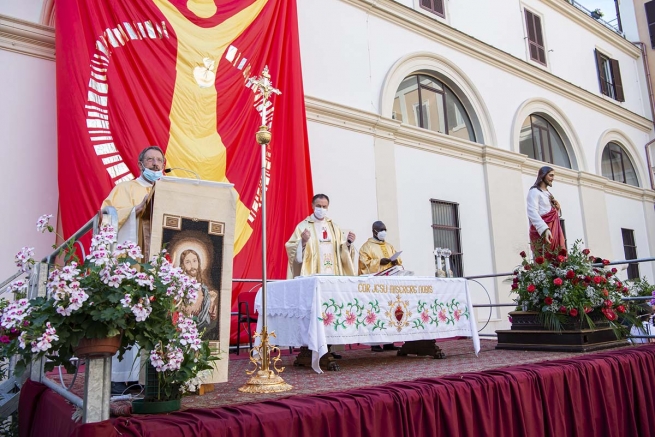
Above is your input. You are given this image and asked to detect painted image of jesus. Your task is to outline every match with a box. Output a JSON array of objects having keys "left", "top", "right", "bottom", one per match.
[{"left": 179, "top": 249, "right": 218, "bottom": 333}]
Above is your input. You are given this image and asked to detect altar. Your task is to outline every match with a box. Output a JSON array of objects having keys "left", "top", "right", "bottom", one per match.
[{"left": 255, "top": 276, "right": 480, "bottom": 373}]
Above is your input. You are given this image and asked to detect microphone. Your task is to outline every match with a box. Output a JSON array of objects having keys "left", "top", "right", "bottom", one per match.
[{"left": 164, "top": 167, "right": 201, "bottom": 180}]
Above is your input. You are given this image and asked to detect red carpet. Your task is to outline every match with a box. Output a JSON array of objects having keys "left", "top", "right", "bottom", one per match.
[{"left": 19, "top": 340, "right": 655, "bottom": 437}]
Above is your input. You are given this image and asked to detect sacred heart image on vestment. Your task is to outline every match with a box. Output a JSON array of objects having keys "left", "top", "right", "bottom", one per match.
[{"left": 385, "top": 294, "right": 411, "bottom": 332}]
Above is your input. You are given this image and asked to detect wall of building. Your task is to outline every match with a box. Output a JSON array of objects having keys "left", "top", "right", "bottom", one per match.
[
  {"left": 299, "top": 0, "right": 655, "bottom": 333},
  {"left": 0, "top": 48, "right": 57, "bottom": 281}
]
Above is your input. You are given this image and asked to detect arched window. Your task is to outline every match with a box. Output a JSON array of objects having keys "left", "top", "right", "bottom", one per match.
[
  {"left": 392, "top": 74, "right": 476, "bottom": 142},
  {"left": 519, "top": 114, "right": 572, "bottom": 168},
  {"left": 601, "top": 142, "right": 639, "bottom": 186}
]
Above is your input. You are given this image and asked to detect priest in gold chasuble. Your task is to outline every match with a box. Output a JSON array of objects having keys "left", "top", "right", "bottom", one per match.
[
  {"left": 285, "top": 194, "right": 356, "bottom": 278},
  {"left": 358, "top": 221, "right": 402, "bottom": 275}
]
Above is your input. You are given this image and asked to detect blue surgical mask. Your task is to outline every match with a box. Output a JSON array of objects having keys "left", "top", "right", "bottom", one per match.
[{"left": 142, "top": 167, "right": 163, "bottom": 183}]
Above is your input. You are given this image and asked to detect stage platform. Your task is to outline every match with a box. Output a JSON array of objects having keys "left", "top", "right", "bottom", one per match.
[{"left": 19, "top": 339, "right": 655, "bottom": 437}]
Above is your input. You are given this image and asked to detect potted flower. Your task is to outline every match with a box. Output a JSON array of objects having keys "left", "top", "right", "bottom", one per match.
[
  {"left": 508, "top": 240, "right": 642, "bottom": 338},
  {"left": 591, "top": 8, "right": 604, "bottom": 20},
  {"left": 0, "top": 214, "right": 218, "bottom": 411}
]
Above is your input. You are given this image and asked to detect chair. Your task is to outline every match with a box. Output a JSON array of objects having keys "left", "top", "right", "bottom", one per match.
[{"left": 236, "top": 292, "right": 258, "bottom": 355}]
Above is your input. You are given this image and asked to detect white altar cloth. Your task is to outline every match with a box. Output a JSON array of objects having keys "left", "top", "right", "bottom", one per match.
[{"left": 255, "top": 276, "right": 480, "bottom": 373}]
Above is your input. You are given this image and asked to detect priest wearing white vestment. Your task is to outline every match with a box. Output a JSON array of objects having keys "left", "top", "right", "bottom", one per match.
[
  {"left": 285, "top": 194, "right": 356, "bottom": 279},
  {"left": 101, "top": 145, "right": 165, "bottom": 391},
  {"left": 285, "top": 194, "right": 357, "bottom": 359}
]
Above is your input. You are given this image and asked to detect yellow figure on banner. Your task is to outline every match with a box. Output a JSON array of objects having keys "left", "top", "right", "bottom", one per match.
[{"left": 152, "top": 0, "right": 269, "bottom": 255}]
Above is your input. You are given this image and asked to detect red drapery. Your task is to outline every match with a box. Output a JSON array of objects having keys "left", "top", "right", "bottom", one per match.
[
  {"left": 55, "top": 0, "right": 313, "bottom": 316},
  {"left": 529, "top": 207, "right": 566, "bottom": 254},
  {"left": 20, "top": 345, "right": 655, "bottom": 437}
]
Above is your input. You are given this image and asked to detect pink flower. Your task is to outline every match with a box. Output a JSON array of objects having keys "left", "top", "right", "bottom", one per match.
[
  {"left": 527, "top": 284, "right": 536, "bottom": 293},
  {"left": 345, "top": 311, "right": 356, "bottom": 326},
  {"left": 364, "top": 311, "right": 376, "bottom": 325},
  {"left": 438, "top": 309, "right": 447, "bottom": 322},
  {"left": 553, "top": 278, "right": 563, "bottom": 286},
  {"left": 322, "top": 312, "right": 335, "bottom": 326},
  {"left": 421, "top": 310, "right": 429, "bottom": 323},
  {"left": 454, "top": 309, "right": 462, "bottom": 321}
]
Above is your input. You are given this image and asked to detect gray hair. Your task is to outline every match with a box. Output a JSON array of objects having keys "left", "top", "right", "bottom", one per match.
[{"left": 138, "top": 146, "right": 165, "bottom": 163}]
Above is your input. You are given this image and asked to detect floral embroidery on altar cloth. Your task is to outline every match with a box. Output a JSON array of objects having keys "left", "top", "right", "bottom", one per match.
[{"left": 317, "top": 295, "right": 469, "bottom": 333}]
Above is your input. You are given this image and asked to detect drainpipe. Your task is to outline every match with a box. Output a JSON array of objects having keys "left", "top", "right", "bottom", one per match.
[
  {"left": 633, "top": 42, "right": 655, "bottom": 190},
  {"left": 614, "top": 0, "right": 623, "bottom": 33}
]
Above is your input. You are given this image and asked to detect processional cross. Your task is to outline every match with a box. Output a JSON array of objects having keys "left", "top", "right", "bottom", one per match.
[{"left": 247, "top": 65, "right": 281, "bottom": 126}]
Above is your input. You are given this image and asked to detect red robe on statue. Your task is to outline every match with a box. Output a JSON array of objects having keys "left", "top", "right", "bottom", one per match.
[{"left": 529, "top": 208, "right": 565, "bottom": 254}]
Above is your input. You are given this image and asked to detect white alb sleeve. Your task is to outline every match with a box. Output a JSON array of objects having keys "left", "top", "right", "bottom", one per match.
[
  {"left": 526, "top": 190, "right": 549, "bottom": 236},
  {"left": 295, "top": 240, "right": 304, "bottom": 264}
]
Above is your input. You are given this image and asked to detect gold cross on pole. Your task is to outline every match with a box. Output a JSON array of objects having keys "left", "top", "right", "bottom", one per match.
[{"left": 247, "top": 65, "right": 281, "bottom": 126}]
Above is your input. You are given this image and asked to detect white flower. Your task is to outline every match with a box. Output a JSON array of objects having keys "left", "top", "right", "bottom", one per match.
[
  {"left": 18, "top": 332, "right": 28, "bottom": 349},
  {"left": 31, "top": 322, "right": 58, "bottom": 353},
  {"left": 120, "top": 294, "right": 132, "bottom": 308},
  {"left": 14, "top": 247, "right": 35, "bottom": 273},
  {"left": 135, "top": 272, "right": 154, "bottom": 290},
  {"left": 36, "top": 214, "right": 53, "bottom": 233},
  {"left": 176, "top": 315, "right": 202, "bottom": 351},
  {"left": 150, "top": 343, "right": 184, "bottom": 372},
  {"left": 6, "top": 279, "right": 28, "bottom": 294},
  {"left": 131, "top": 298, "right": 152, "bottom": 322},
  {"left": 0, "top": 299, "right": 31, "bottom": 330}
]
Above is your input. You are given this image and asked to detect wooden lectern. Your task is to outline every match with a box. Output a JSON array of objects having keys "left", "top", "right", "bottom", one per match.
[{"left": 141, "top": 176, "right": 236, "bottom": 384}]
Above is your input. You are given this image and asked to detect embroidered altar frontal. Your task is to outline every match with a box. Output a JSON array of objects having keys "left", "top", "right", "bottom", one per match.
[{"left": 256, "top": 276, "right": 480, "bottom": 373}]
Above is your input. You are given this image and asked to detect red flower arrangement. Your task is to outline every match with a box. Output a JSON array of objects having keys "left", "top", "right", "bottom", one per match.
[{"left": 511, "top": 240, "right": 642, "bottom": 334}]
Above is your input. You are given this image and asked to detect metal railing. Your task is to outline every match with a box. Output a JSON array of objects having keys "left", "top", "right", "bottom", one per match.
[
  {"left": 465, "top": 256, "right": 655, "bottom": 339},
  {"left": 567, "top": 0, "right": 624, "bottom": 36},
  {"left": 0, "top": 207, "right": 118, "bottom": 423}
]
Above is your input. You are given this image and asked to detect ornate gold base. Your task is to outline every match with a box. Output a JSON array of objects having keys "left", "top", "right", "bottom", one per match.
[
  {"left": 238, "top": 370, "right": 293, "bottom": 393},
  {"left": 238, "top": 326, "right": 292, "bottom": 393}
]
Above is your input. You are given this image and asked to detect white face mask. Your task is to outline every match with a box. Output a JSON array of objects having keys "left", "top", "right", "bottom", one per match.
[
  {"left": 376, "top": 230, "right": 387, "bottom": 241},
  {"left": 313, "top": 207, "right": 327, "bottom": 220}
]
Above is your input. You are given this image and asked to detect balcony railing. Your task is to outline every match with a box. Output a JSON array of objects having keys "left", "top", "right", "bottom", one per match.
[{"left": 567, "top": 0, "right": 624, "bottom": 36}]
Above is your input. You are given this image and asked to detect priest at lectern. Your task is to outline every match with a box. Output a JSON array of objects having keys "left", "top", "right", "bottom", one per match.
[
  {"left": 101, "top": 146, "right": 165, "bottom": 243},
  {"left": 100, "top": 145, "right": 165, "bottom": 392}
]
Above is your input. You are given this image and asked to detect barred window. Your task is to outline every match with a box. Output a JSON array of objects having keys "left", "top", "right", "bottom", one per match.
[{"left": 430, "top": 200, "right": 463, "bottom": 277}]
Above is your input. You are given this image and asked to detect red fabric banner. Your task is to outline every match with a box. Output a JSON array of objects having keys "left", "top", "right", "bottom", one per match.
[{"left": 55, "top": 1, "right": 313, "bottom": 311}]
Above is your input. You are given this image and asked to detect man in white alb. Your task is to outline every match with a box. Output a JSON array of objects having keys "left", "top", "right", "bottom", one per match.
[{"left": 285, "top": 194, "right": 356, "bottom": 278}]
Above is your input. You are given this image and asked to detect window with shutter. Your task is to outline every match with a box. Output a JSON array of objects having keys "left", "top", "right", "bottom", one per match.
[
  {"left": 645, "top": 1, "right": 655, "bottom": 49},
  {"left": 594, "top": 49, "right": 625, "bottom": 102},
  {"left": 524, "top": 9, "right": 547, "bottom": 65},
  {"left": 420, "top": 0, "right": 445, "bottom": 18}
]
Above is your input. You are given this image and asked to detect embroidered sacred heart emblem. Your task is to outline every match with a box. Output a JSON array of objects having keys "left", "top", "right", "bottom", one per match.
[{"left": 395, "top": 305, "right": 404, "bottom": 322}]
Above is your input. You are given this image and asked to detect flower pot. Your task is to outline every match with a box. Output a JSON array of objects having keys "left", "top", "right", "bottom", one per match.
[
  {"left": 73, "top": 333, "right": 122, "bottom": 358},
  {"left": 591, "top": 11, "right": 602, "bottom": 19},
  {"left": 495, "top": 311, "right": 627, "bottom": 352},
  {"left": 132, "top": 398, "right": 181, "bottom": 414}
]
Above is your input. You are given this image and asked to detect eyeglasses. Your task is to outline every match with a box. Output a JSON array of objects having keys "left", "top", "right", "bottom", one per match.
[{"left": 142, "top": 157, "right": 164, "bottom": 164}]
